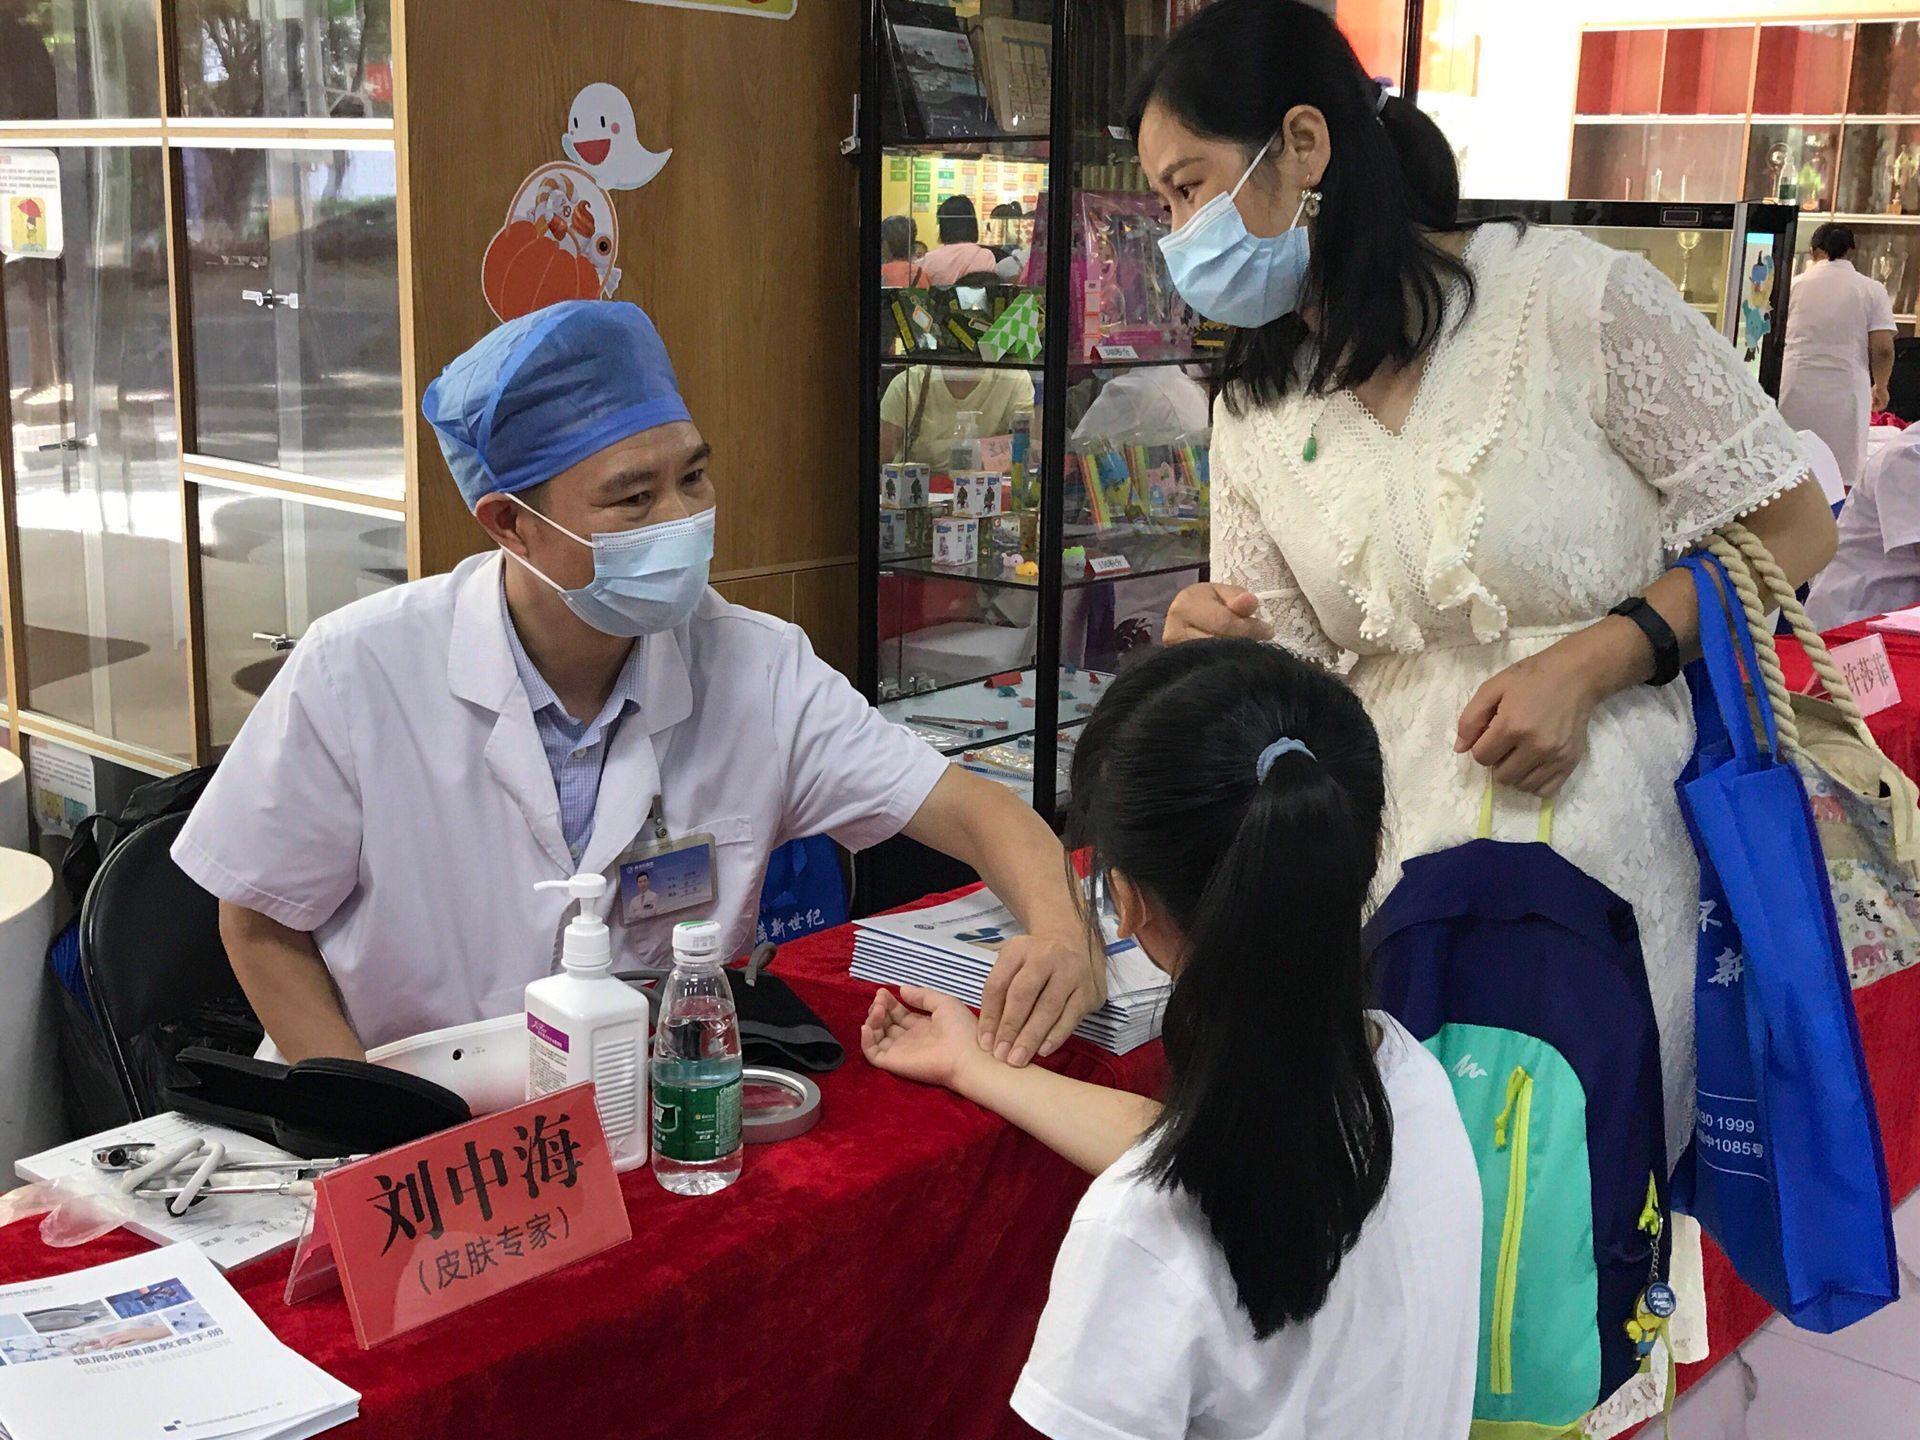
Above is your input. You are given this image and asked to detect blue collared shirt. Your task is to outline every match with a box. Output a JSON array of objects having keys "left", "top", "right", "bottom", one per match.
[{"left": 502, "top": 588, "right": 649, "bottom": 863}]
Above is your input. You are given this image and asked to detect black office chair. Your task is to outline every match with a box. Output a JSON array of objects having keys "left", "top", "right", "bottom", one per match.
[{"left": 75, "top": 810, "right": 260, "bottom": 1123}]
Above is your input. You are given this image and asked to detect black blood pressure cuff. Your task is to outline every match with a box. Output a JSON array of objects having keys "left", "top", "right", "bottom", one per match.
[{"left": 727, "top": 970, "right": 845, "bottom": 1074}]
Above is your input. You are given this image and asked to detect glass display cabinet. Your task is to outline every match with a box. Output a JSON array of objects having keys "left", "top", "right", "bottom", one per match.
[
  {"left": 1570, "top": 18, "right": 1920, "bottom": 333},
  {"left": 1457, "top": 200, "right": 1799, "bottom": 396},
  {"left": 858, "top": 0, "right": 1243, "bottom": 823}
]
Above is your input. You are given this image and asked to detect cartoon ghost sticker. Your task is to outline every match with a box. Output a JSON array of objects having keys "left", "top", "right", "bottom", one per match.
[
  {"left": 481, "top": 82, "right": 670, "bottom": 322},
  {"left": 562, "top": 82, "right": 672, "bottom": 193}
]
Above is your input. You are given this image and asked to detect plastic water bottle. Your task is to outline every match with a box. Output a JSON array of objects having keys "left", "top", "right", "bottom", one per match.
[{"left": 651, "top": 921, "right": 743, "bottom": 1195}]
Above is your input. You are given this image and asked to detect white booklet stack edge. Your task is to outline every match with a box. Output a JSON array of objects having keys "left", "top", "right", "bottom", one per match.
[
  {"left": 0, "top": 1242, "right": 356, "bottom": 1440},
  {"left": 852, "top": 889, "right": 1169, "bottom": 1055}
]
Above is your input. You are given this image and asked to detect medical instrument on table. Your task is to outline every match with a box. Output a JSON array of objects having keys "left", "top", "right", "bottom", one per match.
[{"left": 92, "top": 1139, "right": 362, "bottom": 1216}]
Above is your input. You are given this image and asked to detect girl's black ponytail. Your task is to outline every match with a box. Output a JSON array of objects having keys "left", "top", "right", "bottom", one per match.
[{"left": 1068, "top": 639, "right": 1393, "bottom": 1338}]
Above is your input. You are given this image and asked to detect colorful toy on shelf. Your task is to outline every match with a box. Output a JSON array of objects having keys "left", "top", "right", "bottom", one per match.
[
  {"left": 932, "top": 516, "right": 979, "bottom": 569},
  {"left": 1074, "top": 191, "right": 1193, "bottom": 361},
  {"left": 978, "top": 292, "right": 1044, "bottom": 362}
]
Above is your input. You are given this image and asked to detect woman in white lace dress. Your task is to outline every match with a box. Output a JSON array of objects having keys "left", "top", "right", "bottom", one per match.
[{"left": 1132, "top": 3, "right": 1838, "bottom": 1431}]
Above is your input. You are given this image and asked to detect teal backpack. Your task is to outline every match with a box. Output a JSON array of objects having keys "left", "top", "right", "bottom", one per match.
[{"left": 1369, "top": 804, "right": 1672, "bottom": 1437}]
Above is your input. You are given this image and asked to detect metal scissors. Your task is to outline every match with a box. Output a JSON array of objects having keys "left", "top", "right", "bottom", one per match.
[{"left": 91, "top": 1139, "right": 363, "bottom": 1216}]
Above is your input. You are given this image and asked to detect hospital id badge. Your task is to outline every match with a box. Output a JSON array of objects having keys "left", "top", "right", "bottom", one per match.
[{"left": 617, "top": 831, "right": 716, "bottom": 924}]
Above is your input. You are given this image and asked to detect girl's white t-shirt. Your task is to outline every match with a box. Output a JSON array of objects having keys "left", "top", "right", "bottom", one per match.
[{"left": 1013, "top": 1013, "right": 1482, "bottom": 1440}]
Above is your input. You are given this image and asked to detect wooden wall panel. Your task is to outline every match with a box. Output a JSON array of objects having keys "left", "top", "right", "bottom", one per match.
[
  {"left": 711, "top": 571, "right": 796, "bottom": 620},
  {"left": 400, "top": 0, "right": 861, "bottom": 637},
  {"left": 792, "top": 561, "right": 858, "bottom": 680}
]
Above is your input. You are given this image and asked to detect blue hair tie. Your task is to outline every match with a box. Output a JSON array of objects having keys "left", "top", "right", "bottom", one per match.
[{"left": 1255, "top": 736, "right": 1316, "bottom": 782}]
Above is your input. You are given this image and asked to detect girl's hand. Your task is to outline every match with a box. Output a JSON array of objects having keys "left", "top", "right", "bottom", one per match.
[
  {"left": 1455, "top": 644, "right": 1610, "bottom": 798},
  {"left": 861, "top": 987, "right": 986, "bottom": 1090},
  {"left": 1163, "top": 582, "right": 1275, "bottom": 644}
]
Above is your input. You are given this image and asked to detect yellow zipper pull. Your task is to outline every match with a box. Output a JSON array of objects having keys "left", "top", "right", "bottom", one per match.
[
  {"left": 1638, "top": 1174, "right": 1663, "bottom": 1237},
  {"left": 1494, "top": 1066, "right": 1528, "bottom": 1150}
]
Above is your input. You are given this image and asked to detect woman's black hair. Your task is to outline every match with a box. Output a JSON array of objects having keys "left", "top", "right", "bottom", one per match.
[
  {"left": 1067, "top": 638, "right": 1393, "bottom": 1339},
  {"left": 1810, "top": 222, "right": 1856, "bottom": 260},
  {"left": 936, "top": 193, "right": 980, "bottom": 244},
  {"left": 882, "top": 214, "right": 915, "bottom": 262},
  {"left": 1127, "top": 0, "right": 1495, "bottom": 413}
]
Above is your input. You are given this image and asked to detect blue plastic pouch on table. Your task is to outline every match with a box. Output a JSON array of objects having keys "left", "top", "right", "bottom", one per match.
[{"left": 1672, "top": 552, "right": 1898, "bottom": 1333}]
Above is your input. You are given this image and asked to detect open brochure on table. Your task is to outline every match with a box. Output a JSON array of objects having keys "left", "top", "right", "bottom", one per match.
[
  {"left": 0, "top": 1243, "right": 355, "bottom": 1440},
  {"left": 852, "top": 889, "right": 1169, "bottom": 1053}
]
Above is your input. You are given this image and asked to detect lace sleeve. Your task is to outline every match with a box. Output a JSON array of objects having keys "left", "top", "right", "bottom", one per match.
[
  {"left": 1210, "top": 412, "right": 1341, "bottom": 668},
  {"left": 1599, "top": 252, "right": 1810, "bottom": 552}
]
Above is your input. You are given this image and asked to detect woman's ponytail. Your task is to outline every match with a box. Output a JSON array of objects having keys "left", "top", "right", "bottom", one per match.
[
  {"left": 1067, "top": 639, "right": 1393, "bottom": 1339},
  {"left": 1378, "top": 93, "right": 1461, "bottom": 230}
]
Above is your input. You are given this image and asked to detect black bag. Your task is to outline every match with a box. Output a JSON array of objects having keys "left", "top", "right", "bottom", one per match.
[{"left": 59, "top": 765, "right": 217, "bottom": 906}]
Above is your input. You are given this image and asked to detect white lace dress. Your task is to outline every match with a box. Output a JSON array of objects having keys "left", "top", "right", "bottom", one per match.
[{"left": 1212, "top": 222, "right": 1808, "bottom": 1430}]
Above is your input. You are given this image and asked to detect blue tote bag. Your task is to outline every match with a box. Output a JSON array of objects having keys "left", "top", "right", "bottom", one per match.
[{"left": 1673, "top": 551, "right": 1897, "bottom": 1332}]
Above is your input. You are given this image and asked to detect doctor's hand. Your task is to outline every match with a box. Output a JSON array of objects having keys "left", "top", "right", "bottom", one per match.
[
  {"left": 979, "top": 930, "right": 1104, "bottom": 1068},
  {"left": 1455, "top": 644, "right": 1606, "bottom": 799},
  {"left": 862, "top": 986, "right": 982, "bottom": 1091},
  {"left": 1163, "top": 582, "right": 1274, "bottom": 645}
]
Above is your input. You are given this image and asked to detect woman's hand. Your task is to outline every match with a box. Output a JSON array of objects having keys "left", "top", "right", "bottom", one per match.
[
  {"left": 862, "top": 986, "right": 986, "bottom": 1091},
  {"left": 1454, "top": 634, "right": 1626, "bottom": 797},
  {"left": 1163, "top": 582, "right": 1275, "bottom": 644}
]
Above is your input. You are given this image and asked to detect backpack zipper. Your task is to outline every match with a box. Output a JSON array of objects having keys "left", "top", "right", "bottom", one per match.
[{"left": 1490, "top": 1065, "right": 1534, "bottom": 1396}]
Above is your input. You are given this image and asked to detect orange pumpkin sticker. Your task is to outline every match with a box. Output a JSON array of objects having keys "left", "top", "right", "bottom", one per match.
[{"left": 481, "top": 162, "right": 623, "bottom": 322}]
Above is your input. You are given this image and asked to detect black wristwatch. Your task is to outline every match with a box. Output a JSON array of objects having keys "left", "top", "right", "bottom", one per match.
[{"left": 1608, "top": 597, "right": 1681, "bottom": 687}]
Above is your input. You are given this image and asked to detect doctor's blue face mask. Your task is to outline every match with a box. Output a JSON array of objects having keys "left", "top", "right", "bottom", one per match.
[
  {"left": 1157, "top": 135, "right": 1313, "bottom": 329},
  {"left": 503, "top": 499, "right": 715, "bottom": 637}
]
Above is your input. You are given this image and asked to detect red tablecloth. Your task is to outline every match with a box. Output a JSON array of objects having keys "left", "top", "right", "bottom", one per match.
[
  {"left": 0, "top": 892, "right": 1163, "bottom": 1440},
  {"left": 1674, "top": 622, "right": 1920, "bottom": 1399}
]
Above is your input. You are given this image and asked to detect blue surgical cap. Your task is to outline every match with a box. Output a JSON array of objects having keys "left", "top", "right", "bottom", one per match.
[{"left": 422, "top": 300, "right": 693, "bottom": 509}]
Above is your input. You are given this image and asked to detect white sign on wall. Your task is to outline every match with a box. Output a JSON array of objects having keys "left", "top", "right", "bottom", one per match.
[{"left": 0, "top": 149, "right": 62, "bottom": 259}]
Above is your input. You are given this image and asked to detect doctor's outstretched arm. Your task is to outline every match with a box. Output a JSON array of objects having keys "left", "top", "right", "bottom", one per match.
[
  {"left": 218, "top": 902, "right": 367, "bottom": 1063},
  {"left": 900, "top": 768, "right": 1105, "bottom": 1068}
]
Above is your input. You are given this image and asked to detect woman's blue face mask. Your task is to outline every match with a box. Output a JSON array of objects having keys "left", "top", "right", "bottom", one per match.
[
  {"left": 505, "top": 498, "right": 715, "bottom": 637},
  {"left": 1157, "top": 136, "right": 1311, "bottom": 329}
]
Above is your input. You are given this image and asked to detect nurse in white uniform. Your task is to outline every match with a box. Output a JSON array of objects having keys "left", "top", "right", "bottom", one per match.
[
  {"left": 174, "top": 300, "right": 1103, "bottom": 1067},
  {"left": 1778, "top": 223, "right": 1899, "bottom": 490}
]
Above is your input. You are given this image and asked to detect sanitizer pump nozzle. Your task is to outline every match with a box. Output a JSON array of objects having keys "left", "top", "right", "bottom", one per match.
[{"left": 535, "top": 874, "right": 611, "bottom": 972}]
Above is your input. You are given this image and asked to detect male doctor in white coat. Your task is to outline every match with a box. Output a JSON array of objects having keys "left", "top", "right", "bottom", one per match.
[{"left": 174, "top": 301, "right": 1102, "bottom": 1069}]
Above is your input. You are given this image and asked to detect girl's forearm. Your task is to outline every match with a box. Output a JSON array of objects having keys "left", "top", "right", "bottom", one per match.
[{"left": 954, "top": 1051, "right": 1162, "bottom": 1176}]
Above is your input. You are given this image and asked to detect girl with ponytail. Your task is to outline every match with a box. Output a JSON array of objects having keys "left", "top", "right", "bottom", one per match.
[{"left": 862, "top": 639, "right": 1481, "bottom": 1438}]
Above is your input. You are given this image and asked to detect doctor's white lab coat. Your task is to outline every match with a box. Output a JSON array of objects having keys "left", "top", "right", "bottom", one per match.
[
  {"left": 173, "top": 553, "right": 948, "bottom": 1051},
  {"left": 1778, "top": 257, "right": 1898, "bottom": 489}
]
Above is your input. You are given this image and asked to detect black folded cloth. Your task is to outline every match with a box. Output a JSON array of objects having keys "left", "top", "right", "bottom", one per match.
[{"left": 625, "top": 968, "right": 843, "bottom": 1074}]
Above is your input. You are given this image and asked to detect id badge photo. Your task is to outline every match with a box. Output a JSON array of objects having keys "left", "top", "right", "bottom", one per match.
[{"left": 616, "top": 831, "right": 717, "bottom": 925}]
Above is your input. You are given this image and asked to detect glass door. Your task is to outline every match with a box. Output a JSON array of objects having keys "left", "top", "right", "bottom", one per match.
[
  {"left": 180, "top": 144, "right": 403, "bottom": 495},
  {"left": 2, "top": 144, "right": 190, "bottom": 759}
]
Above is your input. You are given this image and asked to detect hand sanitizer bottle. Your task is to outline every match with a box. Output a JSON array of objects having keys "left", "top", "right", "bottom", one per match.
[{"left": 525, "top": 873, "right": 650, "bottom": 1173}]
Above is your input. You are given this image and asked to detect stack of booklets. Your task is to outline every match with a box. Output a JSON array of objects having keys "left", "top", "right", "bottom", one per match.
[
  {"left": 852, "top": 889, "right": 1169, "bottom": 1054},
  {"left": 0, "top": 1243, "right": 357, "bottom": 1440}
]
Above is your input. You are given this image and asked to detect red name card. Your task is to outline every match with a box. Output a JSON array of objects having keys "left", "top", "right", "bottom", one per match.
[{"left": 314, "top": 1083, "right": 632, "bottom": 1347}]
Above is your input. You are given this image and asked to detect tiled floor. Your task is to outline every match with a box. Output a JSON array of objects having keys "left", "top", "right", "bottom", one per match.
[{"left": 1665, "top": 1189, "right": 1920, "bottom": 1436}]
